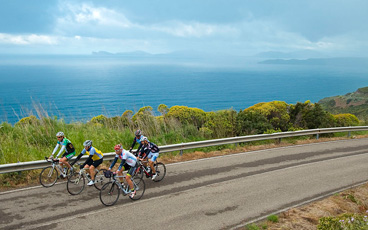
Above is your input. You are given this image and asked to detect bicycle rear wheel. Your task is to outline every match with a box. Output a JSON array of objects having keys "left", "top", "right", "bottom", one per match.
[
  {"left": 100, "top": 182, "right": 120, "bottom": 206},
  {"left": 67, "top": 172, "right": 85, "bottom": 195},
  {"left": 153, "top": 162, "right": 166, "bottom": 182},
  {"left": 130, "top": 177, "right": 145, "bottom": 201},
  {"left": 94, "top": 169, "right": 109, "bottom": 190},
  {"left": 39, "top": 166, "right": 58, "bottom": 187}
]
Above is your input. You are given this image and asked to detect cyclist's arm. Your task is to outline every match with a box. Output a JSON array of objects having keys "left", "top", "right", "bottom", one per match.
[
  {"left": 130, "top": 138, "right": 137, "bottom": 151},
  {"left": 50, "top": 144, "right": 59, "bottom": 158},
  {"left": 117, "top": 159, "right": 126, "bottom": 171},
  {"left": 56, "top": 145, "right": 66, "bottom": 158},
  {"left": 71, "top": 151, "right": 84, "bottom": 166},
  {"left": 109, "top": 157, "right": 118, "bottom": 170},
  {"left": 136, "top": 142, "right": 143, "bottom": 153}
]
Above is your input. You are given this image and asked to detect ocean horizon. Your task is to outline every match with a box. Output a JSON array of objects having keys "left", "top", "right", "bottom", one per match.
[{"left": 1, "top": 55, "right": 368, "bottom": 124}]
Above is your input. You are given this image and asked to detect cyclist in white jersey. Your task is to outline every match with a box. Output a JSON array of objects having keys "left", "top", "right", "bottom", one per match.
[{"left": 108, "top": 144, "right": 138, "bottom": 198}]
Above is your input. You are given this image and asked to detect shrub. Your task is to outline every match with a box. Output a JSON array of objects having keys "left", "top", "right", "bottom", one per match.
[
  {"left": 318, "top": 213, "right": 368, "bottom": 230},
  {"left": 267, "top": 214, "right": 279, "bottom": 223}
]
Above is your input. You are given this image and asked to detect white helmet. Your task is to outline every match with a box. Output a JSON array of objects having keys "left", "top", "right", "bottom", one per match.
[
  {"left": 83, "top": 140, "right": 92, "bottom": 147},
  {"left": 56, "top": 131, "right": 64, "bottom": 137}
]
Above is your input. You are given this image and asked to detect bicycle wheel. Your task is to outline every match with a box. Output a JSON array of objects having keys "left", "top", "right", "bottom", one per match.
[
  {"left": 130, "top": 177, "right": 145, "bottom": 201},
  {"left": 94, "top": 169, "right": 108, "bottom": 190},
  {"left": 39, "top": 166, "right": 58, "bottom": 187},
  {"left": 67, "top": 172, "right": 85, "bottom": 195},
  {"left": 153, "top": 162, "right": 166, "bottom": 182},
  {"left": 100, "top": 182, "right": 120, "bottom": 206}
]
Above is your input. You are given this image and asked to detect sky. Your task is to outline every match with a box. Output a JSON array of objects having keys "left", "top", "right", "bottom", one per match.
[{"left": 0, "top": 0, "right": 367, "bottom": 57}]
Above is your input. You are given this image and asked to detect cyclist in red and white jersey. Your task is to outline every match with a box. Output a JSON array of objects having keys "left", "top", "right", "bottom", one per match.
[{"left": 108, "top": 144, "right": 138, "bottom": 198}]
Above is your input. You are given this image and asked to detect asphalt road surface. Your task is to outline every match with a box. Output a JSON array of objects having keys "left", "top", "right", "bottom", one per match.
[{"left": 1, "top": 138, "right": 368, "bottom": 230}]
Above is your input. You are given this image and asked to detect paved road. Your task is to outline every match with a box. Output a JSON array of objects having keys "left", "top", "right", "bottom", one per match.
[{"left": 1, "top": 138, "right": 368, "bottom": 230}]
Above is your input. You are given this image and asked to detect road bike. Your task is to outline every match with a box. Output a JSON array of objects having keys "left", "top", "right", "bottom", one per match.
[
  {"left": 67, "top": 165, "right": 108, "bottom": 195},
  {"left": 39, "top": 157, "right": 75, "bottom": 187},
  {"left": 99, "top": 171, "right": 145, "bottom": 206},
  {"left": 134, "top": 160, "right": 166, "bottom": 182}
]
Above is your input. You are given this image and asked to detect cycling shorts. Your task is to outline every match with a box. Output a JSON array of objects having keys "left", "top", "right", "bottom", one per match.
[
  {"left": 147, "top": 151, "right": 159, "bottom": 162},
  {"left": 62, "top": 151, "right": 76, "bottom": 160},
  {"left": 122, "top": 163, "right": 138, "bottom": 177},
  {"left": 85, "top": 158, "right": 103, "bottom": 168}
]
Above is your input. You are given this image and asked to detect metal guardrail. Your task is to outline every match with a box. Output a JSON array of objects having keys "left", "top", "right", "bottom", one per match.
[{"left": 1, "top": 126, "right": 368, "bottom": 174}]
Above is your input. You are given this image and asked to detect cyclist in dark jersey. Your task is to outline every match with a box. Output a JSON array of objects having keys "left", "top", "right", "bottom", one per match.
[
  {"left": 49, "top": 131, "right": 76, "bottom": 174},
  {"left": 129, "top": 129, "right": 147, "bottom": 155},
  {"left": 137, "top": 137, "right": 160, "bottom": 180}
]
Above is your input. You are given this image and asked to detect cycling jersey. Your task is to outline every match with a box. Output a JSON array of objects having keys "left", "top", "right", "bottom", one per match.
[
  {"left": 110, "top": 149, "right": 137, "bottom": 171},
  {"left": 51, "top": 137, "right": 75, "bottom": 158},
  {"left": 140, "top": 142, "right": 160, "bottom": 159},
  {"left": 80, "top": 146, "right": 104, "bottom": 161}
]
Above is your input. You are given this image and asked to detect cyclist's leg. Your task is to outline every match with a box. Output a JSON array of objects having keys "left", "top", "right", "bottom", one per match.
[
  {"left": 62, "top": 152, "right": 75, "bottom": 170},
  {"left": 59, "top": 152, "right": 68, "bottom": 169},
  {"left": 126, "top": 165, "right": 135, "bottom": 191},
  {"left": 149, "top": 152, "right": 159, "bottom": 174},
  {"left": 90, "top": 158, "right": 103, "bottom": 181},
  {"left": 147, "top": 152, "right": 154, "bottom": 172},
  {"left": 117, "top": 166, "right": 125, "bottom": 184}
]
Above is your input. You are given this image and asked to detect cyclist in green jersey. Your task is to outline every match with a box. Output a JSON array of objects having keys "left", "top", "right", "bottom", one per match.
[{"left": 49, "top": 131, "right": 76, "bottom": 174}]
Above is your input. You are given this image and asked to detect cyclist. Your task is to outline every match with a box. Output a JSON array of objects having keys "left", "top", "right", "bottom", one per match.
[
  {"left": 129, "top": 129, "right": 147, "bottom": 155},
  {"left": 71, "top": 140, "right": 104, "bottom": 186},
  {"left": 108, "top": 144, "right": 138, "bottom": 198},
  {"left": 137, "top": 137, "right": 160, "bottom": 180},
  {"left": 49, "top": 131, "right": 76, "bottom": 175}
]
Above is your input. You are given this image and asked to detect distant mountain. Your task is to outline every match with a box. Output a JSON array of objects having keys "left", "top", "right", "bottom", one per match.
[
  {"left": 319, "top": 87, "right": 368, "bottom": 120},
  {"left": 255, "top": 50, "right": 328, "bottom": 59},
  {"left": 259, "top": 57, "right": 368, "bottom": 66},
  {"left": 92, "top": 50, "right": 153, "bottom": 57}
]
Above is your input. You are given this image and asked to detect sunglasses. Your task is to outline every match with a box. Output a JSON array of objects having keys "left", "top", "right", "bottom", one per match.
[{"left": 57, "top": 136, "right": 63, "bottom": 138}]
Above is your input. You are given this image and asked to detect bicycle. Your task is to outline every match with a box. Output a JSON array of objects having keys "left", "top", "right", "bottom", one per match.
[
  {"left": 134, "top": 160, "right": 166, "bottom": 182},
  {"left": 39, "top": 157, "right": 75, "bottom": 187},
  {"left": 99, "top": 171, "right": 145, "bottom": 206},
  {"left": 67, "top": 165, "right": 108, "bottom": 195}
]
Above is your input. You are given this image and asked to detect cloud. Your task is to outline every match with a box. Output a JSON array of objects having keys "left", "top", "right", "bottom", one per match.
[
  {"left": 55, "top": 2, "right": 133, "bottom": 36},
  {"left": 0, "top": 33, "right": 58, "bottom": 45},
  {"left": 151, "top": 21, "right": 238, "bottom": 38}
]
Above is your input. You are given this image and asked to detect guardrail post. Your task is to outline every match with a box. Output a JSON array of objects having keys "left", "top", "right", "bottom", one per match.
[
  {"left": 348, "top": 131, "right": 351, "bottom": 137},
  {"left": 316, "top": 134, "right": 319, "bottom": 140},
  {"left": 180, "top": 150, "right": 183, "bottom": 156},
  {"left": 276, "top": 138, "right": 281, "bottom": 144}
]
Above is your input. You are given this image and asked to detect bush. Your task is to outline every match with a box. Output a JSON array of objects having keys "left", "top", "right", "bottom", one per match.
[
  {"left": 318, "top": 213, "right": 368, "bottom": 230},
  {"left": 267, "top": 214, "right": 279, "bottom": 223}
]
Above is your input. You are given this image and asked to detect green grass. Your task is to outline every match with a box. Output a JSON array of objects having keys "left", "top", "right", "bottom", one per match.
[{"left": 267, "top": 214, "right": 279, "bottom": 223}]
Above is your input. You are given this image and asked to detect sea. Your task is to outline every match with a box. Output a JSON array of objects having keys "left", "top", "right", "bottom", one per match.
[{"left": 1, "top": 55, "right": 368, "bottom": 124}]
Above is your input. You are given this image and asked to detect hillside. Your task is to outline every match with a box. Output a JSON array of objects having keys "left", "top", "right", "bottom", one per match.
[{"left": 319, "top": 87, "right": 368, "bottom": 120}]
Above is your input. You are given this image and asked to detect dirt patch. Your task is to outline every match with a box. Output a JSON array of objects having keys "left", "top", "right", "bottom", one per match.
[{"left": 254, "top": 183, "right": 368, "bottom": 230}]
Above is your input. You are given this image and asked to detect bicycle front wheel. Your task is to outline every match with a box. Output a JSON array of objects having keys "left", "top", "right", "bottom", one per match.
[
  {"left": 153, "top": 162, "right": 166, "bottom": 182},
  {"left": 100, "top": 182, "right": 120, "bottom": 206},
  {"left": 39, "top": 166, "right": 58, "bottom": 187},
  {"left": 67, "top": 173, "right": 85, "bottom": 195},
  {"left": 130, "top": 177, "right": 145, "bottom": 201},
  {"left": 94, "top": 169, "right": 109, "bottom": 190}
]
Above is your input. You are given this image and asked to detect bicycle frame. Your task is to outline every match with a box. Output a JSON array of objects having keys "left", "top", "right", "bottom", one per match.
[{"left": 46, "top": 158, "right": 67, "bottom": 177}]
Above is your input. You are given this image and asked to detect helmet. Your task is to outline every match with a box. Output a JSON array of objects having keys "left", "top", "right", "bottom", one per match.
[
  {"left": 114, "top": 144, "right": 123, "bottom": 151},
  {"left": 56, "top": 131, "right": 64, "bottom": 137},
  {"left": 135, "top": 129, "right": 142, "bottom": 136},
  {"left": 141, "top": 137, "right": 148, "bottom": 142},
  {"left": 83, "top": 140, "right": 92, "bottom": 147}
]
